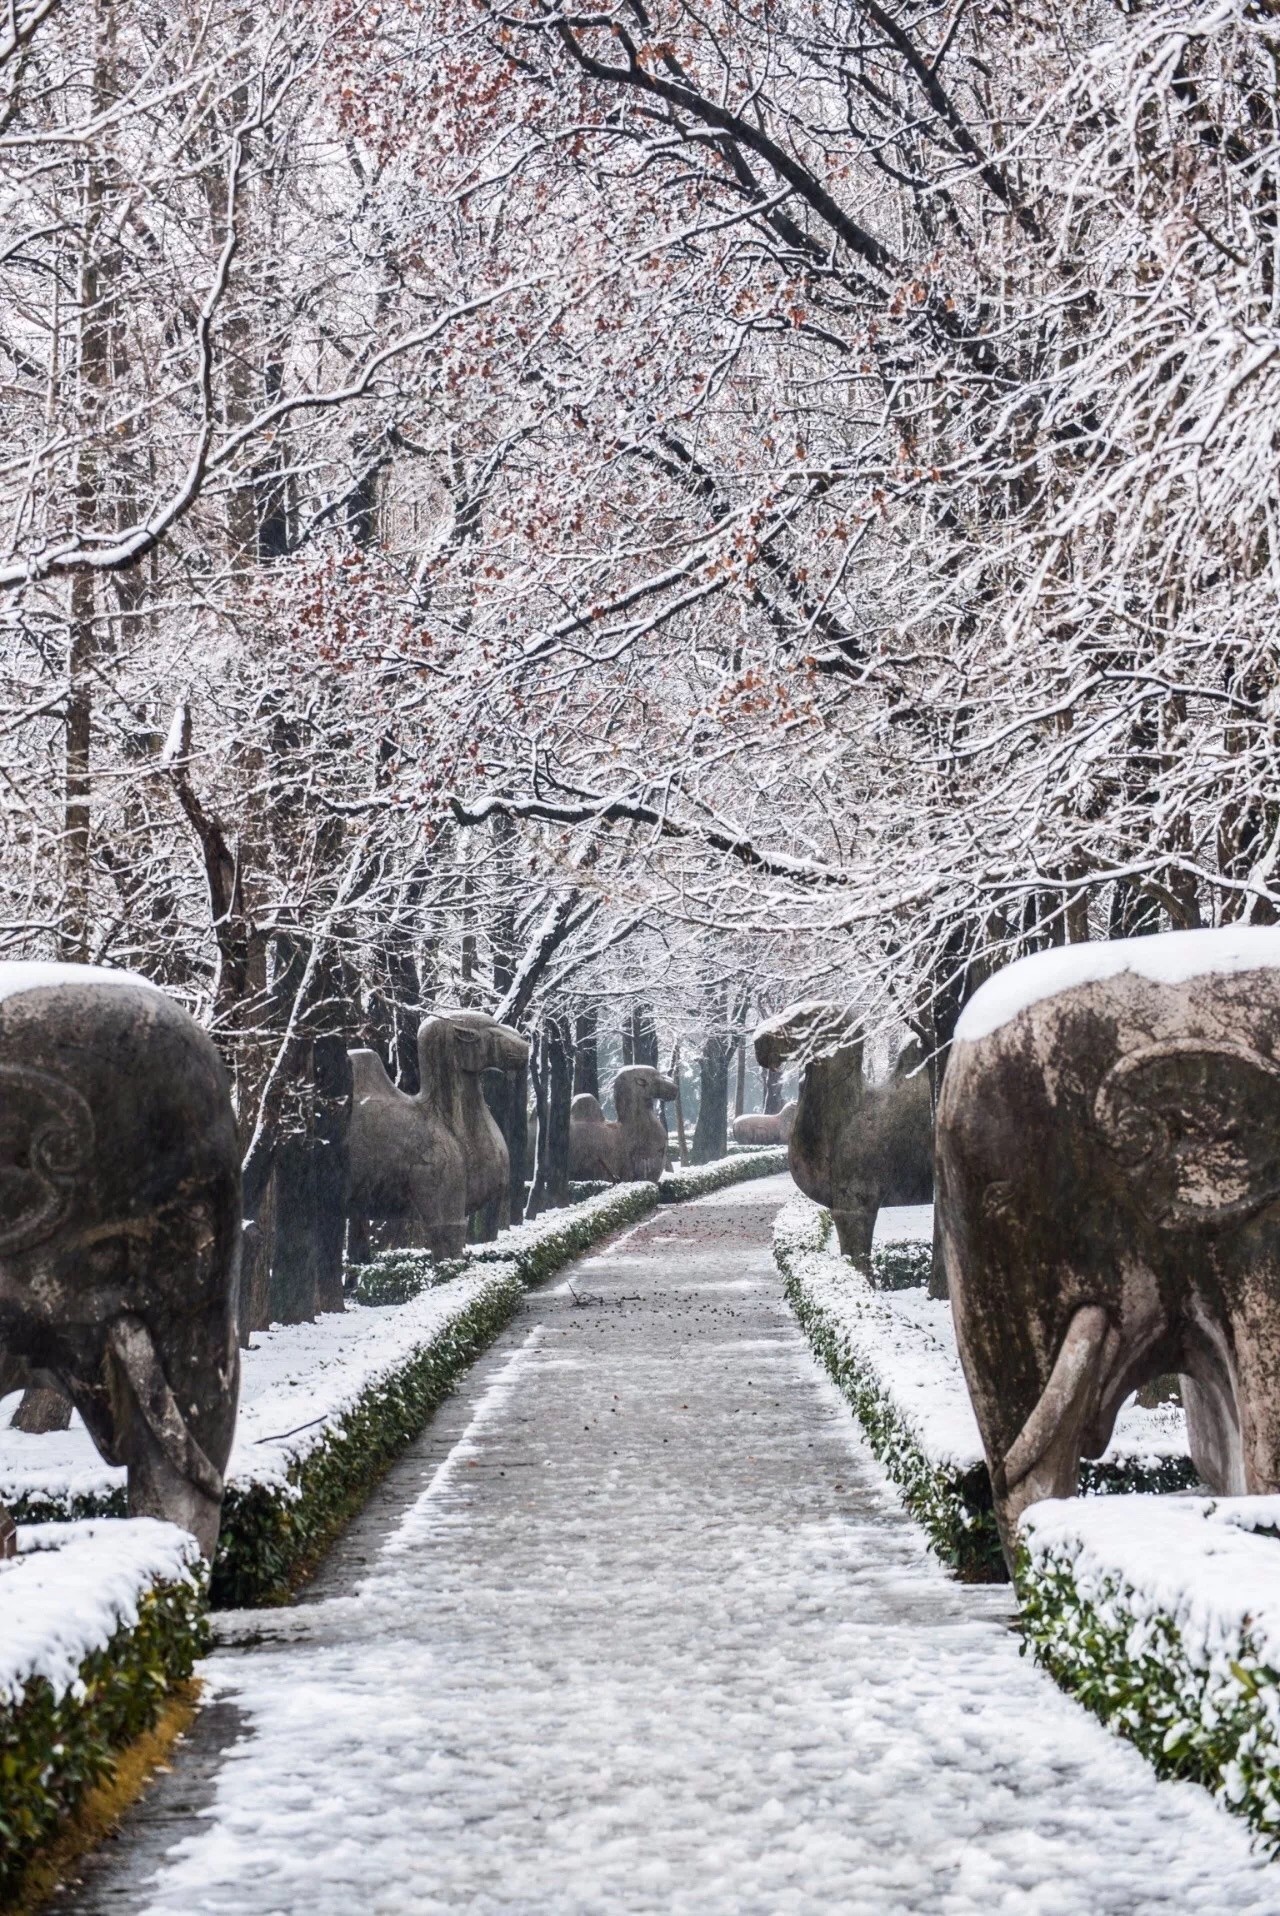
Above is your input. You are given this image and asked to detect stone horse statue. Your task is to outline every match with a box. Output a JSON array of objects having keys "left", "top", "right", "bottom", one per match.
[
  {"left": 569, "top": 1064, "right": 677, "bottom": 1183},
  {"left": 754, "top": 1001, "right": 932, "bottom": 1268},
  {"left": 347, "top": 1010, "right": 528, "bottom": 1259}
]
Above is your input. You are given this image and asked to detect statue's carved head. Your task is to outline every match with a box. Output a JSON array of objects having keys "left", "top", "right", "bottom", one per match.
[
  {"left": 613, "top": 1065, "right": 677, "bottom": 1123},
  {"left": 753, "top": 1000, "right": 863, "bottom": 1075},
  {"left": 419, "top": 1010, "right": 530, "bottom": 1079}
]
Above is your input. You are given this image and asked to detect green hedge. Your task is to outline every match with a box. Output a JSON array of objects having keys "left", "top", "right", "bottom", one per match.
[
  {"left": 1016, "top": 1539, "right": 1280, "bottom": 1846},
  {"left": 869, "top": 1240, "right": 933, "bottom": 1292},
  {"left": 355, "top": 1182, "right": 659, "bottom": 1305},
  {"left": 658, "top": 1147, "right": 788, "bottom": 1202},
  {"left": 0, "top": 1573, "right": 205, "bottom": 1901}
]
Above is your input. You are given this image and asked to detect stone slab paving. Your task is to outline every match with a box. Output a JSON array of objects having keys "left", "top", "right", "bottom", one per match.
[{"left": 54, "top": 1176, "right": 1275, "bottom": 1913}]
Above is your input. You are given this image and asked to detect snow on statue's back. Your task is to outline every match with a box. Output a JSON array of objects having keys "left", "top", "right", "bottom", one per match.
[
  {"left": 956, "top": 925, "right": 1280, "bottom": 1044},
  {"left": 0, "top": 960, "right": 153, "bottom": 1006}
]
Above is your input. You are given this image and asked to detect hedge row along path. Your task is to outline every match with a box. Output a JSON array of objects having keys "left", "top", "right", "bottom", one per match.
[{"left": 55, "top": 1176, "right": 1273, "bottom": 1912}]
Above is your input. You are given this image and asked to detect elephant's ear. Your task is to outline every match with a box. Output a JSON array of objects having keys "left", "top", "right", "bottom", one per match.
[
  {"left": 1094, "top": 1039, "right": 1280, "bottom": 1227},
  {"left": 0, "top": 1065, "right": 95, "bottom": 1254}
]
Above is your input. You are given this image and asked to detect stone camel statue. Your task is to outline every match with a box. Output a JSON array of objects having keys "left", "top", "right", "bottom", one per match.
[
  {"left": 347, "top": 1010, "right": 529, "bottom": 1258},
  {"left": 569, "top": 1064, "right": 677, "bottom": 1183},
  {"left": 937, "top": 927, "right": 1280, "bottom": 1567},
  {"left": 754, "top": 1001, "right": 932, "bottom": 1267},
  {"left": 441, "top": 1011, "right": 530, "bottom": 1227},
  {"left": 0, "top": 963, "right": 241, "bottom": 1558},
  {"left": 731, "top": 1101, "right": 797, "bottom": 1147}
]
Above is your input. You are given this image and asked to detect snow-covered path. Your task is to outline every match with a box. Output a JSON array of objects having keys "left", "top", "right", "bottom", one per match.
[{"left": 59, "top": 1176, "right": 1274, "bottom": 1913}]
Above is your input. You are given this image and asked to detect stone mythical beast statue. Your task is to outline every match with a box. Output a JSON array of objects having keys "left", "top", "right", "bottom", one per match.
[
  {"left": 937, "top": 927, "right": 1280, "bottom": 1565},
  {"left": 0, "top": 963, "right": 241, "bottom": 1557},
  {"left": 569, "top": 1065, "right": 677, "bottom": 1183},
  {"left": 347, "top": 1010, "right": 529, "bottom": 1258}
]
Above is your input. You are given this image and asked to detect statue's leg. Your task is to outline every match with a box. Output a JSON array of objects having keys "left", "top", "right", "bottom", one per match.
[
  {"left": 125, "top": 1420, "right": 222, "bottom": 1559},
  {"left": 407, "top": 1168, "right": 467, "bottom": 1263},
  {"left": 11, "top": 1383, "right": 73, "bottom": 1432}
]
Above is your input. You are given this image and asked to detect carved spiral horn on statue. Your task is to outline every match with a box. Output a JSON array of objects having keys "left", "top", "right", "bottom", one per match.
[
  {"left": 1094, "top": 1039, "right": 1280, "bottom": 1228},
  {"left": 0, "top": 1064, "right": 96, "bottom": 1254}
]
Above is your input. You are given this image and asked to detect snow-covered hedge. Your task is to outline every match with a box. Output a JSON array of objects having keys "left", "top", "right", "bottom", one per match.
[
  {"left": 657, "top": 1147, "right": 789, "bottom": 1201},
  {"left": 0, "top": 1519, "right": 204, "bottom": 1899},
  {"left": 356, "top": 1180, "right": 659, "bottom": 1304},
  {"left": 774, "top": 1194, "right": 1195, "bottom": 1581},
  {"left": 1018, "top": 1497, "right": 1280, "bottom": 1845}
]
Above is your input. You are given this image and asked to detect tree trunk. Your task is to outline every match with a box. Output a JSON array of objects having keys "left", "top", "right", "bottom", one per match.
[
  {"left": 313, "top": 1034, "right": 352, "bottom": 1311},
  {"left": 672, "top": 1043, "right": 689, "bottom": 1165},
  {"left": 733, "top": 1032, "right": 747, "bottom": 1118},
  {"left": 691, "top": 1031, "right": 731, "bottom": 1163},
  {"left": 631, "top": 1004, "right": 659, "bottom": 1069},
  {"left": 534, "top": 1014, "right": 573, "bottom": 1209},
  {"left": 762, "top": 1066, "right": 784, "bottom": 1115},
  {"left": 573, "top": 1008, "right": 599, "bottom": 1097}
]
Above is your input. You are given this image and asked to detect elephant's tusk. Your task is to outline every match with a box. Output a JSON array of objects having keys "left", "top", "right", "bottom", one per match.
[{"left": 1002, "top": 1304, "right": 1111, "bottom": 1492}]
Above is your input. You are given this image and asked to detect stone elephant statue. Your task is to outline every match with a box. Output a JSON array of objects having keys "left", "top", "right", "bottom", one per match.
[
  {"left": 731, "top": 1101, "right": 797, "bottom": 1147},
  {"left": 0, "top": 964, "right": 241, "bottom": 1557},
  {"left": 754, "top": 1002, "right": 932, "bottom": 1266},
  {"left": 348, "top": 1010, "right": 529, "bottom": 1258},
  {"left": 569, "top": 1065, "right": 676, "bottom": 1183},
  {"left": 936, "top": 927, "right": 1280, "bottom": 1566}
]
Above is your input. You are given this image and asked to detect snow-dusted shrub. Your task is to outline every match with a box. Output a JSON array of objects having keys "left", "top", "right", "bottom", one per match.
[
  {"left": 0, "top": 1520, "right": 204, "bottom": 1898},
  {"left": 658, "top": 1148, "right": 788, "bottom": 1201},
  {"left": 870, "top": 1240, "right": 933, "bottom": 1291},
  {"left": 355, "top": 1180, "right": 659, "bottom": 1304},
  {"left": 1018, "top": 1497, "right": 1280, "bottom": 1845}
]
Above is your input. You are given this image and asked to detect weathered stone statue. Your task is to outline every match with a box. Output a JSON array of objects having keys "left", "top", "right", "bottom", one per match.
[
  {"left": 347, "top": 1010, "right": 529, "bottom": 1257},
  {"left": 754, "top": 1002, "right": 932, "bottom": 1266},
  {"left": 731, "top": 1101, "right": 797, "bottom": 1147},
  {"left": 568, "top": 1065, "right": 677, "bottom": 1182},
  {"left": 447, "top": 1012, "right": 530, "bottom": 1227},
  {"left": 936, "top": 927, "right": 1280, "bottom": 1565},
  {"left": 0, "top": 963, "right": 241, "bottom": 1557}
]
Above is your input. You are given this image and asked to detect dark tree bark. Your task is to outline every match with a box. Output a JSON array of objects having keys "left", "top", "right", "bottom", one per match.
[
  {"left": 631, "top": 1004, "right": 659, "bottom": 1069},
  {"left": 691, "top": 1031, "right": 731, "bottom": 1163},
  {"left": 574, "top": 1008, "right": 599, "bottom": 1097},
  {"left": 762, "top": 1066, "right": 784, "bottom": 1114},
  {"left": 534, "top": 1014, "right": 574, "bottom": 1209}
]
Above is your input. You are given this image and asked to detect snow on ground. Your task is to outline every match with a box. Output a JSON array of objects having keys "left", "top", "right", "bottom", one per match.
[
  {"left": 955, "top": 925, "right": 1280, "bottom": 1042},
  {"left": 0, "top": 1267, "right": 515, "bottom": 1510},
  {"left": 0, "top": 1518, "right": 199, "bottom": 1705},
  {"left": 61, "top": 1174, "right": 1272, "bottom": 1916},
  {"left": 1022, "top": 1494, "right": 1280, "bottom": 1672},
  {"left": 873, "top": 1203, "right": 934, "bottom": 1245}
]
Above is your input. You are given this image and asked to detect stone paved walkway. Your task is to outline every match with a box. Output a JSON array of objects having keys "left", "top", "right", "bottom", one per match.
[{"left": 56, "top": 1176, "right": 1273, "bottom": 1913}]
